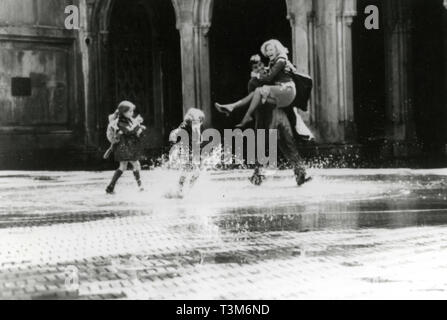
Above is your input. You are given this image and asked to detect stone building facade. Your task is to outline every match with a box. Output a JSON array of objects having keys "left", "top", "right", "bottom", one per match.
[{"left": 0, "top": 0, "right": 446, "bottom": 168}]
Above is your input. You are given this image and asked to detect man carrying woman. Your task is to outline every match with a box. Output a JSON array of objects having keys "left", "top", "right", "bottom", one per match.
[
  {"left": 215, "top": 39, "right": 311, "bottom": 187},
  {"left": 215, "top": 39, "right": 297, "bottom": 129}
]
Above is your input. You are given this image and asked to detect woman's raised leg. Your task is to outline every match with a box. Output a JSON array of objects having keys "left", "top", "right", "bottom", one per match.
[
  {"left": 215, "top": 92, "right": 255, "bottom": 115},
  {"left": 236, "top": 88, "right": 275, "bottom": 128}
]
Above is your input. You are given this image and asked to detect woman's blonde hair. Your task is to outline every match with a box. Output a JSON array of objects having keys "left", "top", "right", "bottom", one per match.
[{"left": 261, "top": 39, "right": 289, "bottom": 58}]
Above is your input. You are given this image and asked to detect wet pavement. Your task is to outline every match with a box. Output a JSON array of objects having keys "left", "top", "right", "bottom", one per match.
[{"left": 0, "top": 168, "right": 447, "bottom": 299}]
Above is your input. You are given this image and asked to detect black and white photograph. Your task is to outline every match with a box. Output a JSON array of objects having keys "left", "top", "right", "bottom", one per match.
[{"left": 0, "top": 0, "right": 446, "bottom": 303}]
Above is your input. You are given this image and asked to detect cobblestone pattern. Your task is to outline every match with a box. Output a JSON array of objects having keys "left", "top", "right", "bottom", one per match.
[{"left": 1, "top": 169, "right": 447, "bottom": 299}]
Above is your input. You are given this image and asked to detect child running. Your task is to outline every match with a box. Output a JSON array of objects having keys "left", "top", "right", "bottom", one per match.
[
  {"left": 166, "top": 108, "right": 205, "bottom": 199},
  {"left": 105, "top": 101, "right": 146, "bottom": 194}
]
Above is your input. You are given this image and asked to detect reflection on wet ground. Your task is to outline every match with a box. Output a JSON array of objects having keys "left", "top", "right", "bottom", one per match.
[
  {"left": 0, "top": 210, "right": 141, "bottom": 229},
  {"left": 1, "top": 169, "right": 447, "bottom": 299},
  {"left": 220, "top": 202, "right": 447, "bottom": 232}
]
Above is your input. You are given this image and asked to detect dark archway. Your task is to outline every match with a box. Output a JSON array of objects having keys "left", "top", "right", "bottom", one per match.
[
  {"left": 105, "top": 0, "right": 182, "bottom": 150},
  {"left": 353, "top": 0, "right": 446, "bottom": 159},
  {"left": 352, "top": 0, "right": 386, "bottom": 144},
  {"left": 109, "top": 1, "right": 154, "bottom": 121},
  {"left": 412, "top": 0, "right": 446, "bottom": 156},
  {"left": 209, "top": 0, "right": 292, "bottom": 128}
]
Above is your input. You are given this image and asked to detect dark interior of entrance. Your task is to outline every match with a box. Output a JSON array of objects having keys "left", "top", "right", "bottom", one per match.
[
  {"left": 108, "top": 0, "right": 182, "bottom": 149},
  {"left": 352, "top": 0, "right": 386, "bottom": 144},
  {"left": 209, "top": 0, "right": 292, "bottom": 129},
  {"left": 109, "top": 0, "right": 153, "bottom": 121},
  {"left": 412, "top": 0, "right": 446, "bottom": 155},
  {"left": 353, "top": 0, "right": 446, "bottom": 157}
]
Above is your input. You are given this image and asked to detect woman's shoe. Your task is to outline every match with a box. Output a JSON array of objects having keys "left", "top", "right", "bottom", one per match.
[
  {"left": 235, "top": 116, "right": 254, "bottom": 129},
  {"left": 214, "top": 103, "right": 232, "bottom": 117}
]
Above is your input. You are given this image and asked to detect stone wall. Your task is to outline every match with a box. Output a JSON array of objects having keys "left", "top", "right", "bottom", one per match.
[{"left": 0, "top": 0, "right": 83, "bottom": 164}]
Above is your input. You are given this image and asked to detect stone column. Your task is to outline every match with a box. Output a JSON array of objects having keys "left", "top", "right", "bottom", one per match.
[
  {"left": 173, "top": 0, "right": 213, "bottom": 126},
  {"left": 336, "top": 0, "right": 357, "bottom": 141},
  {"left": 177, "top": 12, "right": 197, "bottom": 115},
  {"left": 286, "top": 0, "right": 313, "bottom": 74},
  {"left": 85, "top": 0, "right": 112, "bottom": 147},
  {"left": 76, "top": 0, "right": 104, "bottom": 148},
  {"left": 383, "top": 0, "right": 416, "bottom": 156},
  {"left": 444, "top": 2, "right": 447, "bottom": 149},
  {"left": 313, "top": 0, "right": 357, "bottom": 143},
  {"left": 286, "top": 0, "right": 315, "bottom": 130},
  {"left": 194, "top": 23, "right": 212, "bottom": 128},
  {"left": 79, "top": 0, "right": 94, "bottom": 147}
]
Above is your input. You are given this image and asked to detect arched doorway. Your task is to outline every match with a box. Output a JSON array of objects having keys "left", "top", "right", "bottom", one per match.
[
  {"left": 209, "top": 0, "right": 292, "bottom": 128},
  {"left": 109, "top": 1, "right": 154, "bottom": 124},
  {"left": 104, "top": 0, "right": 182, "bottom": 151}
]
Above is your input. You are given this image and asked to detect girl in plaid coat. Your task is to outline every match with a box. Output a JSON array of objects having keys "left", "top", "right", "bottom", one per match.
[{"left": 105, "top": 101, "right": 146, "bottom": 194}]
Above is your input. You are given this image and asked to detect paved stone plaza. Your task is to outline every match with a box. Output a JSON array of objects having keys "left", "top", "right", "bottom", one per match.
[{"left": 1, "top": 168, "right": 447, "bottom": 300}]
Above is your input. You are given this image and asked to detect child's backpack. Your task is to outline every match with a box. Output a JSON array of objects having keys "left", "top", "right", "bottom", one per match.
[{"left": 106, "top": 118, "right": 120, "bottom": 144}]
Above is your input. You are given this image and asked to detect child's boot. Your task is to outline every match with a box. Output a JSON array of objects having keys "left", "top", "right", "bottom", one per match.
[
  {"left": 133, "top": 171, "right": 144, "bottom": 191},
  {"left": 106, "top": 170, "right": 123, "bottom": 194}
]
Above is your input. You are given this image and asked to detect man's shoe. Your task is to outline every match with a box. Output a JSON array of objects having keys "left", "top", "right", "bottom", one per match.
[
  {"left": 250, "top": 168, "right": 266, "bottom": 186},
  {"left": 294, "top": 167, "right": 311, "bottom": 186}
]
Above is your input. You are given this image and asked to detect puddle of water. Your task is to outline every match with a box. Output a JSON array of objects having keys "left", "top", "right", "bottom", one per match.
[
  {"left": 216, "top": 201, "right": 447, "bottom": 234},
  {"left": 0, "top": 210, "right": 139, "bottom": 229}
]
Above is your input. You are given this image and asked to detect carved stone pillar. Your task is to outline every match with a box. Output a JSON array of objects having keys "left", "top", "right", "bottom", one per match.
[
  {"left": 87, "top": 0, "right": 112, "bottom": 147},
  {"left": 313, "top": 0, "right": 357, "bottom": 143},
  {"left": 286, "top": 0, "right": 315, "bottom": 129},
  {"left": 384, "top": 0, "right": 417, "bottom": 156},
  {"left": 286, "top": 0, "right": 313, "bottom": 74},
  {"left": 194, "top": 23, "right": 212, "bottom": 128},
  {"left": 177, "top": 13, "right": 197, "bottom": 115},
  {"left": 336, "top": 0, "right": 357, "bottom": 141},
  {"left": 79, "top": 0, "right": 95, "bottom": 146},
  {"left": 173, "top": 0, "right": 213, "bottom": 126},
  {"left": 444, "top": 2, "right": 447, "bottom": 147},
  {"left": 307, "top": 9, "right": 318, "bottom": 126}
]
